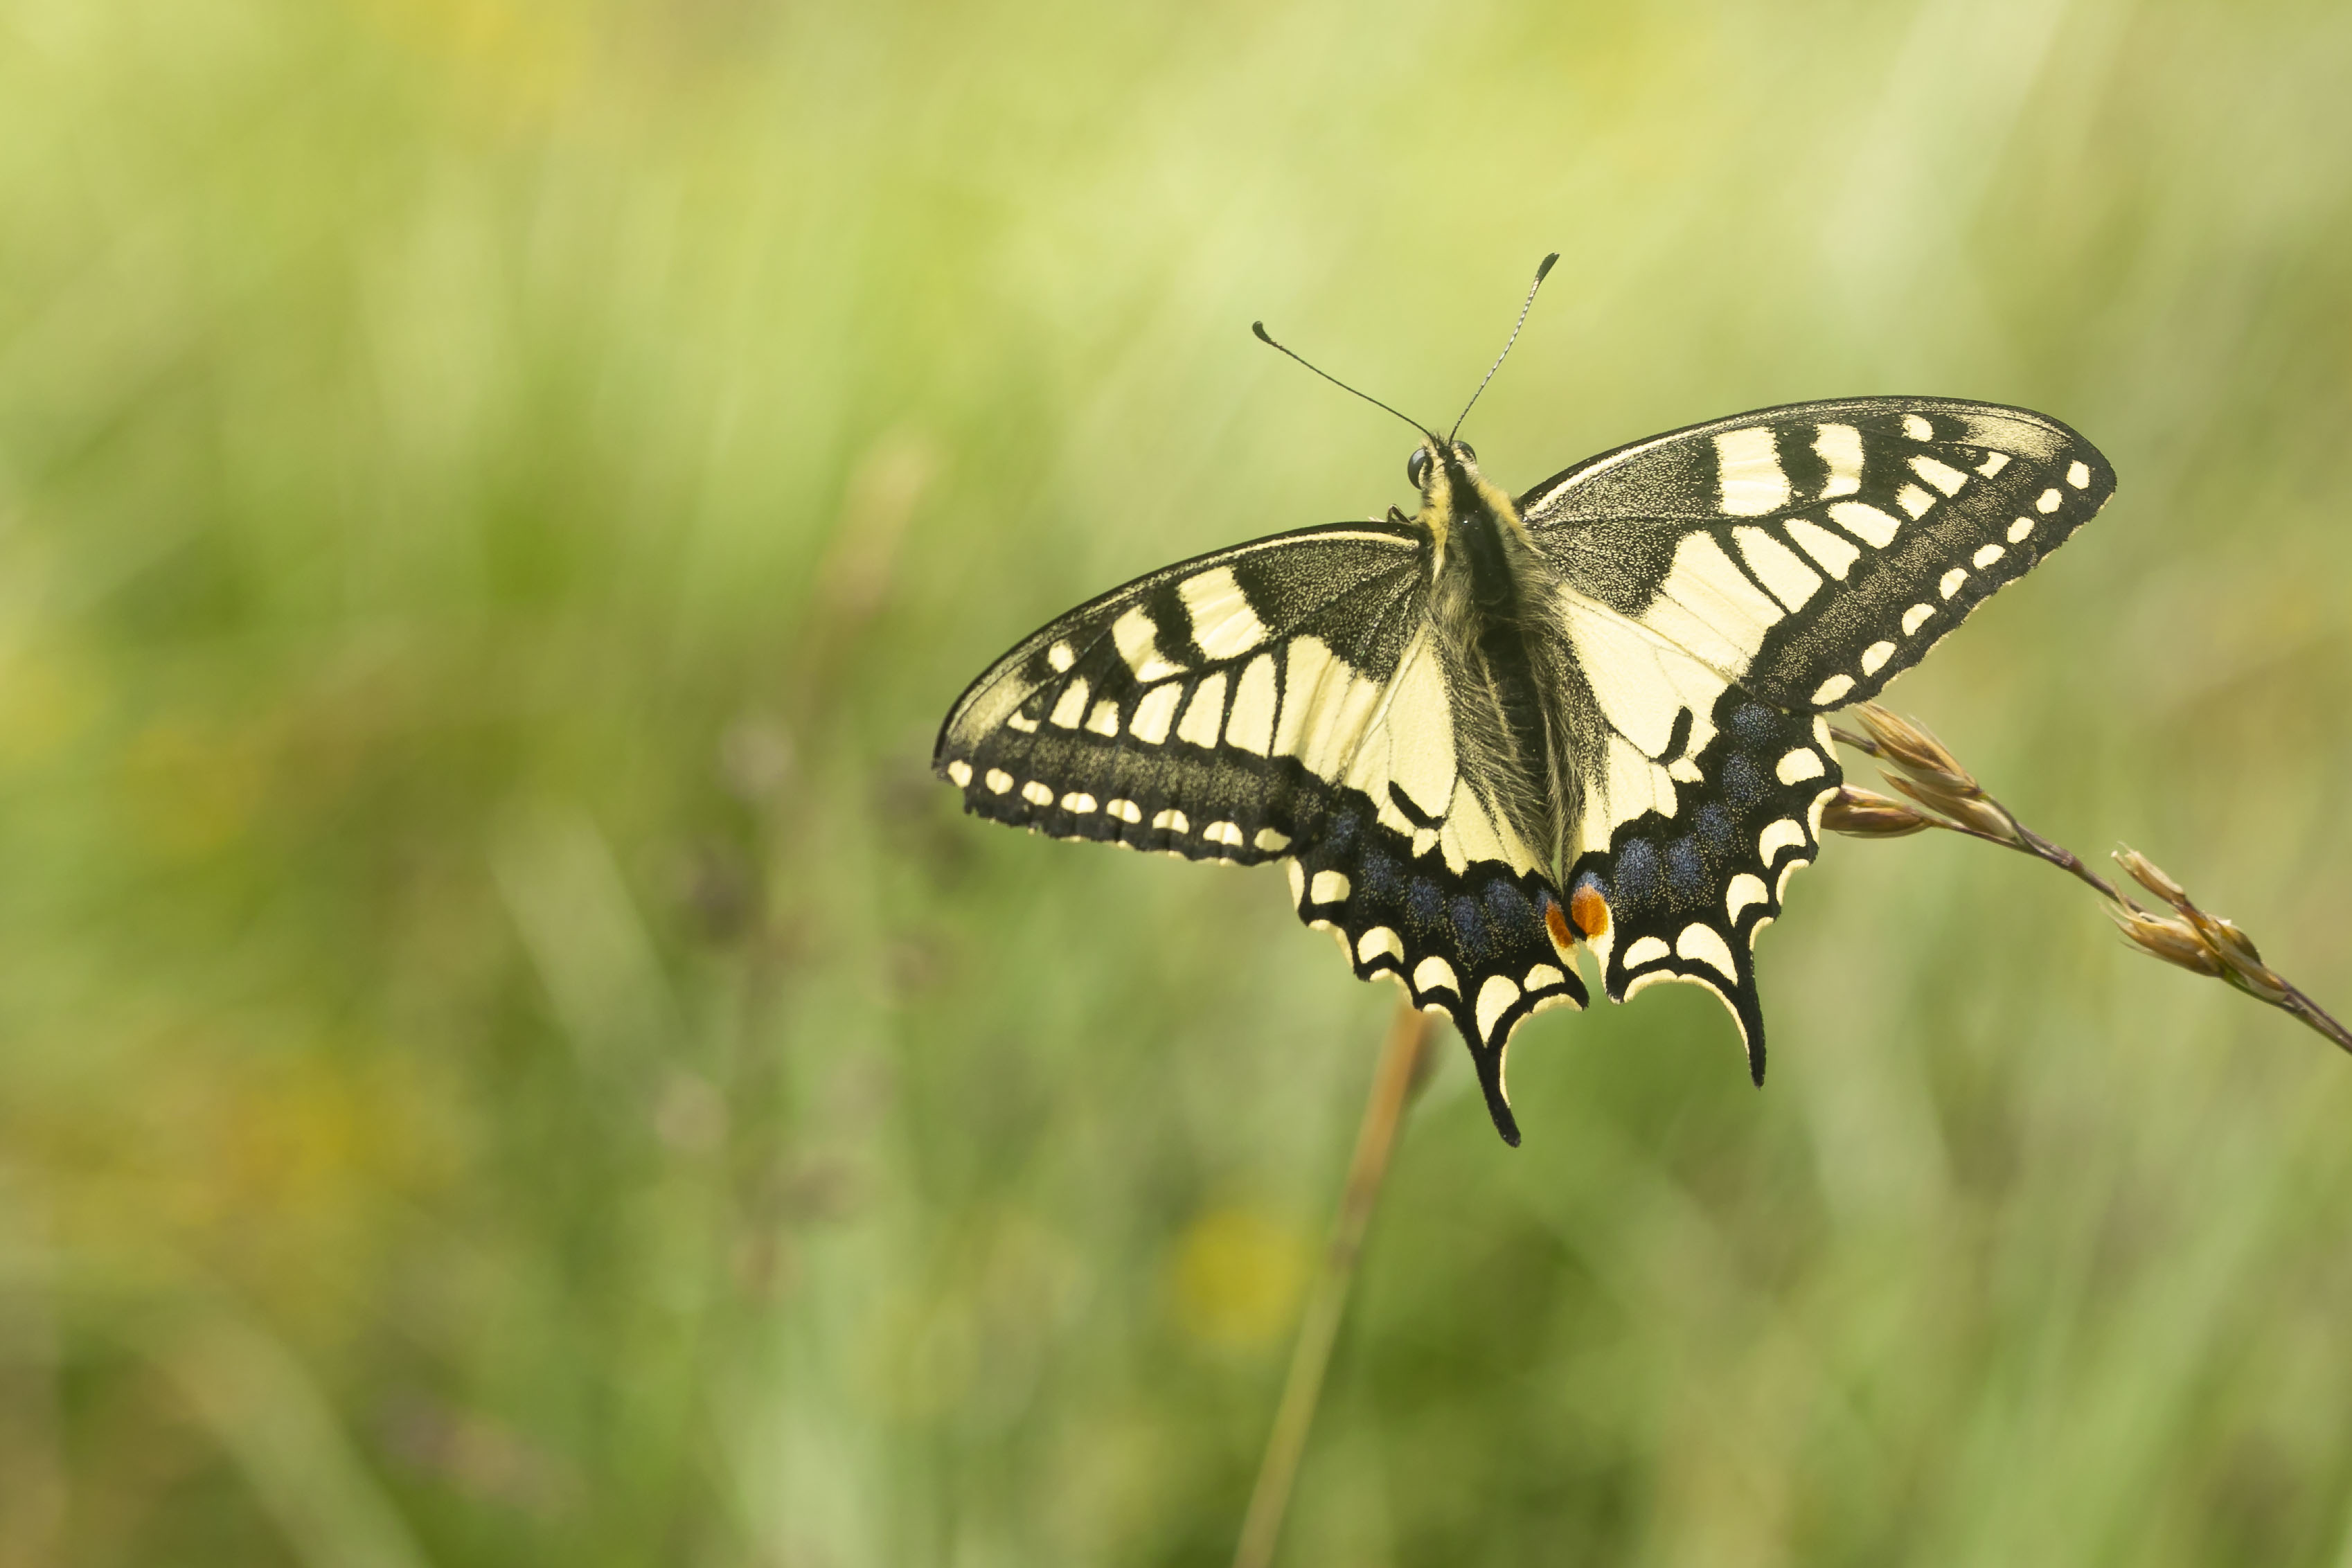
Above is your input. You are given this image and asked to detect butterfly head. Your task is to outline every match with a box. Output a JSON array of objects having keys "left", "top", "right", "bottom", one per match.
[{"left": 1407, "top": 438, "right": 1522, "bottom": 548}]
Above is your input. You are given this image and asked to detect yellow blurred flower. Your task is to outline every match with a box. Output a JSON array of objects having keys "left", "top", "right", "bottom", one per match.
[{"left": 1168, "top": 1205, "right": 1310, "bottom": 1353}]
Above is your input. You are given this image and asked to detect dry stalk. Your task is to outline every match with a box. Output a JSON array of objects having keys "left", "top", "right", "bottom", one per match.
[
  {"left": 1232, "top": 999, "right": 1434, "bottom": 1568},
  {"left": 1826, "top": 703, "right": 2351, "bottom": 1055}
]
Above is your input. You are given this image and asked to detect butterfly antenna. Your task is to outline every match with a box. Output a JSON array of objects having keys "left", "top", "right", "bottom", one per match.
[
  {"left": 1450, "top": 252, "right": 1558, "bottom": 443},
  {"left": 1251, "top": 321, "right": 1438, "bottom": 443}
]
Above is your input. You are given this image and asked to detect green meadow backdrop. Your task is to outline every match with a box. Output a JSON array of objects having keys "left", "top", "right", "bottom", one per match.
[{"left": 3, "top": 1, "right": 2351, "bottom": 1563}]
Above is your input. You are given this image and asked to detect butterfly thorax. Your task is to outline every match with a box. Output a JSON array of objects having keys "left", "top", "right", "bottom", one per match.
[{"left": 1414, "top": 444, "right": 1587, "bottom": 873}]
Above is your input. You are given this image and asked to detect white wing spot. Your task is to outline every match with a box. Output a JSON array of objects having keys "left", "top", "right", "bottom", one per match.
[
  {"left": 1860, "top": 640, "right": 1896, "bottom": 676},
  {"left": 1203, "top": 821, "right": 1245, "bottom": 848},
  {"left": 1254, "top": 827, "right": 1290, "bottom": 853},
  {"left": 1287, "top": 859, "right": 1306, "bottom": 903},
  {"left": 1006, "top": 712, "right": 1039, "bottom": 733},
  {"left": 2007, "top": 517, "right": 2034, "bottom": 544},
  {"left": 1049, "top": 677, "right": 1090, "bottom": 728},
  {"left": 1977, "top": 452, "right": 2011, "bottom": 477},
  {"left": 2067, "top": 460, "right": 2091, "bottom": 488},
  {"left": 1111, "top": 607, "right": 1185, "bottom": 681},
  {"left": 1061, "top": 792, "right": 1097, "bottom": 814},
  {"left": 1909, "top": 454, "right": 1969, "bottom": 496},
  {"left": 947, "top": 760, "right": 972, "bottom": 787},
  {"left": 1476, "top": 974, "right": 1522, "bottom": 1040},
  {"left": 1829, "top": 501, "right": 1900, "bottom": 548},
  {"left": 1676, "top": 923, "right": 1738, "bottom": 981},
  {"left": 1130, "top": 683, "right": 1183, "bottom": 745},
  {"left": 1726, "top": 873, "right": 1768, "bottom": 922},
  {"left": 1668, "top": 757, "right": 1704, "bottom": 784},
  {"left": 1895, "top": 483, "right": 1936, "bottom": 520},
  {"left": 1524, "top": 963, "right": 1566, "bottom": 992},
  {"left": 1412, "top": 956, "right": 1459, "bottom": 995},
  {"left": 1175, "top": 672, "right": 1227, "bottom": 748},
  {"left": 1939, "top": 567, "right": 1968, "bottom": 600},
  {"left": 1734, "top": 527, "right": 1824, "bottom": 611},
  {"left": 1358, "top": 927, "right": 1404, "bottom": 966},
  {"left": 1047, "top": 642, "right": 1075, "bottom": 672},
  {"left": 1902, "top": 413, "right": 1934, "bottom": 440},
  {"left": 1814, "top": 423, "right": 1864, "bottom": 497},
  {"left": 1107, "top": 799, "right": 1142, "bottom": 823},
  {"left": 1901, "top": 603, "right": 1934, "bottom": 636},
  {"left": 1812, "top": 673, "right": 1855, "bottom": 705},
  {"left": 1759, "top": 818, "right": 1806, "bottom": 866},
  {"left": 1713, "top": 427, "right": 1790, "bottom": 516},
  {"left": 1787, "top": 517, "right": 1860, "bottom": 578},
  {"left": 1973, "top": 544, "right": 2005, "bottom": 569},
  {"left": 1085, "top": 700, "right": 1121, "bottom": 735},
  {"left": 1152, "top": 808, "right": 1189, "bottom": 833},
  {"left": 985, "top": 769, "right": 1014, "bottom": 794},
  {"left": 1224, "top": 654, "right": 1278, "bottom": 756},
  {"left": 1623, "top": 935, "right": 1671, "bottom": 968},
  {"left": 1021, "top": 781, "right": 1054, "bottom": 806},
  {"left": 1179, "top": 566, "right": 1270, "bottom": 659},
  {"left": 2036, "top": 488, "right": 2062, "bottom": 514},
  {"left": 1776, "top": 747, "right": 1824, "bottom": 785},
  {"left": 1310, "top": 869, "right": 1351, "bottom": 905}
]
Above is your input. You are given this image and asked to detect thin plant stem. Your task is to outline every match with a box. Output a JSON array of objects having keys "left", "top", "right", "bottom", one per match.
[{"left": 1232, "top": 999, "right": 1434, "bottom": 1568}]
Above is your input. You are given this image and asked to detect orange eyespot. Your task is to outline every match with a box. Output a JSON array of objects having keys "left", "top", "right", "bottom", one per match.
[
  {"left": 1570, "top": 882, "right": 1611, "bottom": 940},
  {"left": 1544, "top": 899, "right": 1575, "bottom": 956}
]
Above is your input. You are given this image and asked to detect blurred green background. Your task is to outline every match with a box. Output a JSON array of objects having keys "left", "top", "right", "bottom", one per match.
[{"left": 3, "top": 0, "right": 2351, "bottom": 1563}]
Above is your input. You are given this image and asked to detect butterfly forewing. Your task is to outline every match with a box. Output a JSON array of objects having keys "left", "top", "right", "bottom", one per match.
[
  {"left": 935, "top": 524, "right": 1589, "bottom": 1141},
  {"left": 1522, "top": 398, "right": 2115, "bottom": 711},
  {"left": 937, "top": 523, "right": 1423, "bottom": 857}
]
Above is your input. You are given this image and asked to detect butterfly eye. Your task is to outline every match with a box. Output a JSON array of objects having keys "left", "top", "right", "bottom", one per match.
[
  {"left": 1407, "top": 448, "right": 1431, "bottom": 488},
  {"left": 1453, "top": 440, "right": 1476, "bottom": 463}
]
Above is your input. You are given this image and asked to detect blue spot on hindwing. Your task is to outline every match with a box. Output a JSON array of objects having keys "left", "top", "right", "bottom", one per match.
[
  {"left": 1483, "top": 880, "right": 1533, "bottom": 932},
  {"left": 1450, "top": 896, "right": 1493, "bottom": 963},
  {"left": 1666, "top": 837, "right": 1706, "bottom": 909},
  {"left": 1613, "top": 839, "right": 1662, "bottom": 907},
  {"left": 1732, "top": 702, "right": 1779, "bottom": 745},
  {"left": 1720, "top": 751, "right": 1763, "bottom": 808}
]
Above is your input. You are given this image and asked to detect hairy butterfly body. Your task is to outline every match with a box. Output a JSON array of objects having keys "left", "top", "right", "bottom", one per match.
[{"left": 936, "top": 283, "right": 2114, "bottom": 1144}]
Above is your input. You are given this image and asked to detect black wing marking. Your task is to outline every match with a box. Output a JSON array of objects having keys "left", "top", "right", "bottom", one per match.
[
  {"left": 1520, "top": 397, "right": 2116, "bottom": 711},
  {"left": 934, "top": 524, "right": 1585, "bottom": 1144}
]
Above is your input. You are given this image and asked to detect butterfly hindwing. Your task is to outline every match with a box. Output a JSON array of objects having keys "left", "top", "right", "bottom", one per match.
[
  {"left": 1521, "top": 397, "right": 2115, "bottom": 711},
  {"left": 1563, "top": 684, "right": 1841, "bottom": 1080},
  {"left": 1278, "top": 689, "right": 1589, "bottom": 1146},
  {"left": 935, "top": 524, "right": 1588, "bottom": 1143}
]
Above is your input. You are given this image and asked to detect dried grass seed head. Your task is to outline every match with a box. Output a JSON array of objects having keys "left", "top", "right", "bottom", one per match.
[
  {"left": 1821, "top": 786, "right": 1931, "bottom": 838},
  {"left": 2109, "top": 906, "right": 2226, "bottom": 978}
]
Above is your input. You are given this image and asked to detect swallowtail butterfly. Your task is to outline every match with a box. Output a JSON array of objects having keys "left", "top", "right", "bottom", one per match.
[{"left": 936, "top": 269, "right": 2114, "bottom": 1144}]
